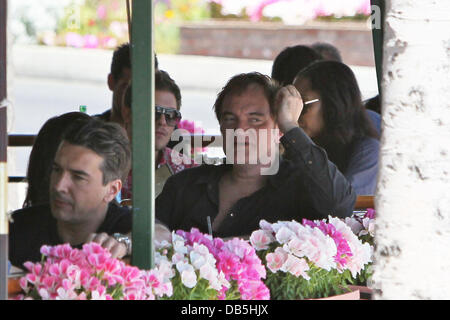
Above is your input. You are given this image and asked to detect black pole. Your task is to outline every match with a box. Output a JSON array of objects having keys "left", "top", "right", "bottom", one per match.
[{"left": 0, "top": 0, "right": 7, "bottom": 300}]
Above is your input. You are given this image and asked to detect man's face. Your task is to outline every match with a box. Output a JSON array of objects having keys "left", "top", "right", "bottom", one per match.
[
  {"left": 110, "top": 67, "right": 132, "bottom": 116},
  {"left": 219, "top": 84, "right": 278, "bottom": 165},
  {"left": 49, "top": 142, "right": 116, "bottom": 225},
  {"left": 155, "top": 90, "right": 178, "bottom": 152}
]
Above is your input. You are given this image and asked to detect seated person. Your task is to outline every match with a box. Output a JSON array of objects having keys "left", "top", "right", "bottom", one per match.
[
  {"left": 310, "top": 42, "right": 343, "bottom": 62},
  {"left": 293, "top": 60, "right": 380, "bottom": 195},
  {"left": 9, "top": 118, "right": 170, "bottom": 268},
  {"left": 23, "top": 112, "right": 91, "bottom": 208},
  {"left": 119, "top": 70, "right": 198, "bottom": 200},
  {"left": 271, "top": 45, "right": 323, "bottom": 86},
  {"left": 96, "top": 42, "right": 159, "bottom": 122},
  {"left": 156, "top": 72, "right": 356, "bottom": 238}
]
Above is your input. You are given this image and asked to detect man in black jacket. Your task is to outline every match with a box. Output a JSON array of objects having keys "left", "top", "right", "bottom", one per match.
[
  {"left": 156, "top": 73, "right": 356, "bottom": 238},
  {"left": 9, "top": 118, "right": 170, "bottom": 268}
]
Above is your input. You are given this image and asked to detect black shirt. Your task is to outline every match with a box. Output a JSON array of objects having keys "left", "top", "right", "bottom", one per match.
[
  {"left": 156, "top": 127, "right": 356, "bottom": 238},
  {"left": 9, "top": 202, "right": 132, "bottom": 268}
]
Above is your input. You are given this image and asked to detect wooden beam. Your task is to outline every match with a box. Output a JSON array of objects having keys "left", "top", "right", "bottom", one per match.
[{"left": 0, "top": 0, "right": 8, "bottom": 301}]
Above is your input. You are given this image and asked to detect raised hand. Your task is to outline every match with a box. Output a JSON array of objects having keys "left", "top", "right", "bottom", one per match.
[{"left": 274, "top": 85, "right": 304, "bottom": 134}]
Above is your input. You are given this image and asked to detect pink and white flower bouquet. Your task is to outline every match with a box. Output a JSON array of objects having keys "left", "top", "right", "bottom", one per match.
[
  {"left": 249, "top": 216, "right": 373, "bottom": 299},
  {"left": 156, "top": 228, "right": 270, "bottom": 300},
  {"left": 345, "top": 208, "right": 376, "bottom": 246},
  {"left": 345, "top": 209, "right": 376, "bottom": 285},
  {"left": 16, "top": 242, "right": 172, "bottom": 300}
]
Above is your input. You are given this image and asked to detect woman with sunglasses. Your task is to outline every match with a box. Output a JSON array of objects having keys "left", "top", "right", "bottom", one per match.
[
  {"left": 119, "top": 70, "right": 198, "bottom": 200},
  {"left": 293, "top": 60, "right": 380, "bottom": 195}
]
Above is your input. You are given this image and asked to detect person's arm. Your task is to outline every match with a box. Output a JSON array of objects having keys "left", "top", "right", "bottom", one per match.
[
  {"left": 281, "top": 127, "right": 356, "bottom": 217},
  {"left": 275, "top": 86, "right": 356, "bottom": 218},
  {"left": 86, "top": 222, "right": 172, "bottom": 260}
]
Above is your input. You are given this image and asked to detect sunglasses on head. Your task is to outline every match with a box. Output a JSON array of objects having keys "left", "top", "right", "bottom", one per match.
[{"left": 155, "top": 105, "right": 182, "bottom": 126}]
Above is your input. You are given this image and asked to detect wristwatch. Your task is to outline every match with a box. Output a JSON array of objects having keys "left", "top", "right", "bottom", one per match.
[{"left": 112, "top": 233, "right": 132, "bottom": 256}]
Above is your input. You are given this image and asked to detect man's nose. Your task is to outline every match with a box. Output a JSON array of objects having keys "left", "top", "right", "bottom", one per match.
[
  {"left": 156, "top": 113, "right": 169, "bottom": 126},
  {"left": 236, "top": 118, "right": 250, "bottom": 131},
  {"left": 53, "top": 172, "right": 70, "bottom": 193}
]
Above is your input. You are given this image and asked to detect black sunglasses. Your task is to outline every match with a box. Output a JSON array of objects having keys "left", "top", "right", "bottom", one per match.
[{"left": 155, "top": 105, "right": 182, "bottom": 127}]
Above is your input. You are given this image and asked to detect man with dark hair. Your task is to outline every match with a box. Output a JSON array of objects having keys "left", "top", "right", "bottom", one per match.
[
  {"left": 119, "top": 70, "right": 197, "bottom": 199},
  {"left": 310, "top": 42, "right": 343, "bottom": 62},
  {"left": 271, "top": 45, "right": 323, "bottom": 86},
  {"left": 9, "top": 118, "right": 170, "bottom": 268},
  {"left": 156, "top": 72, "right": 355, "bottom": 238},
  {"left": 97, "top": 43, "right": 159, "bottom": 124}
]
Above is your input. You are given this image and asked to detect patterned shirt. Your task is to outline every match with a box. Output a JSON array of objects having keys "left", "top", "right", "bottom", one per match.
[{"left": 121, "top": 147, "right": 199, "bottom": 200}]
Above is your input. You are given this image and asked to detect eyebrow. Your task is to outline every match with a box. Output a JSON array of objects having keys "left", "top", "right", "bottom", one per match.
[
  {"left": 221, "top": 111, "right": 266, "bottom": 117},
  {"left": 53, "top": 162, "right": 90, "bottom": 178}
]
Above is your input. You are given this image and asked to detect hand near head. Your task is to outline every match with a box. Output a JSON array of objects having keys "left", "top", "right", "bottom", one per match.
[{"left": 274, "top": 85, "right": 304, "bottom": 134}]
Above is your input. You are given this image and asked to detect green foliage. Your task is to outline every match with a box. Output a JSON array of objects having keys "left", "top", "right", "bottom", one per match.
[
  {"left": 256, "top": 248, "right": 361, "bottom": 300},
  {"left": 155, "top": 0, "right": 211, "bottom": 54},
  {"left": 162, "top": 273, "right": 220, "bottom": 300}
]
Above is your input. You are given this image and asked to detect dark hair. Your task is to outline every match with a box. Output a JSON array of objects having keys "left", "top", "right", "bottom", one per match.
[
  {"left": 271, "top": 45, "right": 323, "bottom": 86},
  {"left": 123, "top": 70, "right": 180, "bottom": 111},
  {"left": 110, "top": 43, "right": 131, "bottom": 81},
  {"left": 23, "top": 112, "right": 91, "bottom": 208},
  {"left": 155, "top": 70, "right": 182, "bottom": 110},
  {"left": 294, "top": 61, "right": 379, "bottom": 172},
  {"left": 364, "top": 94, "right": 381, "bottom": 114},
  {"left": 62, "top": 118, "right": 131, "bottom": 185},
  {"left": 213, "top": 72, "right": 280, "bottom": 121},
  {"left": 124, "top": 83, "right": 132, "bottom": 110},
  {"left": 310, "top": 42, "right": 343, "bottom": 62},
  {"left": 110, "top": 43, "right": 159, "bottom": 81}
]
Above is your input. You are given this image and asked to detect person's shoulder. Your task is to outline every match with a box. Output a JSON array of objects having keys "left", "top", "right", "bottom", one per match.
[
  {"left": 355, "top": 136, "right": 380, "bottom": 149},
  {"left": 107, "top": 201, "right": 131, "bottom": 216},
  {"left": 10, "top": 203, "right": 51, "bottom": 222},
  {"left": 167, "top": 162, "right": 223, "bottom": 184},
  {"left": 350, "top": 136, "right": 380, "bottom": 159}
]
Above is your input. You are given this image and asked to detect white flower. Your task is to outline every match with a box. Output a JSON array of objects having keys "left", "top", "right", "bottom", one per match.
[
  {"left": 259, "top": 219, "right": 274, "bottom": 232},
  {"left": 172, "top": 236, "right": 188, "bottom": 255},
  {"left": 181, "top": 269, "right": 197, "bottom": 289},
  {"left": 158, "top": 260, "right": 175, "bottom": 280},
  {"left": 199, "top": 263, "right": 222, "bottom": 290},
  {"left": 176, "top": 261, "right": 194, "bottom": 274},
  {"left": 280, "top": 254, "right": 311, "bottom": 280},
  {"left": 250, "top": 229, "right": 275, "bottom": 250},
  {"left": 190, "top": 251, "right": 207, "bottom": 270},
  {"left": 172, "top": 252, "right": 187, "bottom": 265},
  {"left": 284, "top": 226, "right": 337, "bottom": 271},
  {"left": 275, "top": 226, "right": 296, "bottom": 244},
  {"left": 344, "top": 217, "right": 365, "bottom": 236}
]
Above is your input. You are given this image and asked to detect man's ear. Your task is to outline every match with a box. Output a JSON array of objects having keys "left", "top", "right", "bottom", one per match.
[
  {"left": 107, "top": 73, "right": 115, "bottom": 91},
  {"left": 104, "top": 179, "right": 123, "bottom": 203}
]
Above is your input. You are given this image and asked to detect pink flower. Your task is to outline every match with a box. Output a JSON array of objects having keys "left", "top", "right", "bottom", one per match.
[
  {"left": 238, "top": 280, "right": 270, "bottom": 300},
  {"left": 97, "top": 5, "right": 107, "bottom": 20},
  {"left": 280, "top": 255, "right": 310, "bottom": 280},
  {"left": 275, "top": 226, "right": 296, "bottom": 244},
  {"left": 365, "top": 208, "right": 376, "bottom": 219},
  {"left": 250, "top": 229, "right": 274, "bottom": 250},
  {"left": 265, "top": 247, "right": 288, "bottom": 273},
  {"left": 65, "top": 33, "right": 84, "bottom": 48},
  {"left": 83, "top": 35, "right": 99, "bottom": 49}
]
